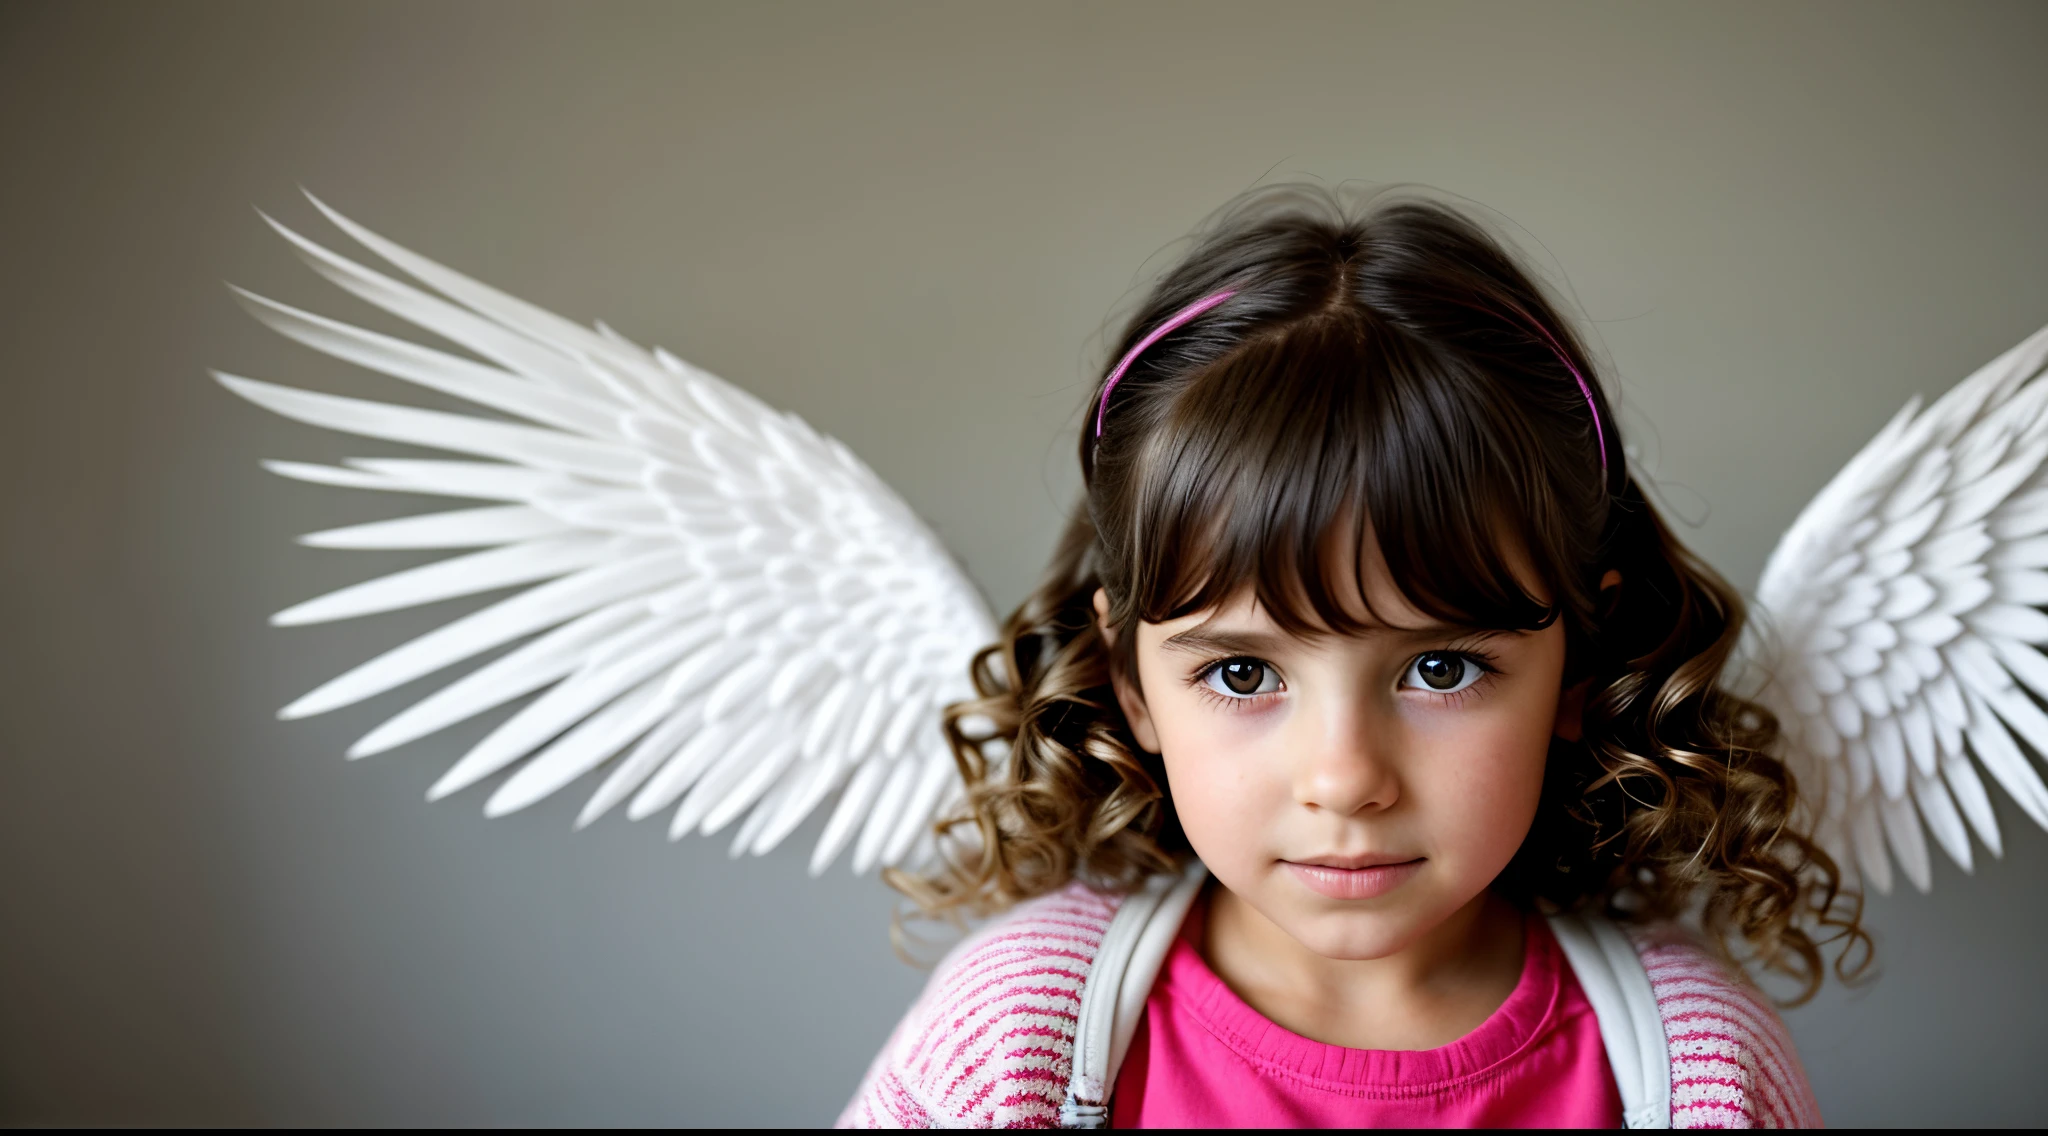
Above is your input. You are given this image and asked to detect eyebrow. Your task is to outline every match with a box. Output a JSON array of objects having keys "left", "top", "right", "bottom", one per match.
[
  {"left": 1156, "top": 623, "right": 1521, "bottom": 657},
  {"left": 1157, "top": 628, "right": 1290, "bottom": 658}
]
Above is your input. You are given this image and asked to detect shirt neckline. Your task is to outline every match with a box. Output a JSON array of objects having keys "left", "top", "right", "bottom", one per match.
[{"left": 1158, "top": 909, "right": 1566, "bottom": 1096}]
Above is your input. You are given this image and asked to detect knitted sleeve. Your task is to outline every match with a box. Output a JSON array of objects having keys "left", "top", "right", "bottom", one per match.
[
  {"left": 1634, "top": 928, "right": 1825, "bottom": 1129},
  {"left": 837, "top": 884, "right": 1118, "bottom": 1129}
]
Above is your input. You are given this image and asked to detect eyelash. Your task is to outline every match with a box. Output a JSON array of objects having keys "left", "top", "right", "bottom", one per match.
[
  {"left": 1187, "top": 648, "right": 1503, "bottom": 710},
  {"left": 1192, "top": 657, "right": 1285, "bottom": 708},
  {"left": 1402, "top": 649, "right": 1503, "bottom": 705}
]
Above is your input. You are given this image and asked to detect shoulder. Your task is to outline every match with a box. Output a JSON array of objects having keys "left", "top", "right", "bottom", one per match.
[
  {"left": 838, "top": 882, "right": 1123, "bottom": 1129},
  {"left": 1627, "top": 925, "right": 1824, "bottom": 1129}
]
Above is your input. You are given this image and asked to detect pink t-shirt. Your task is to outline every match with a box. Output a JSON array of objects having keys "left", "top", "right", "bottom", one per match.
[{"left": 1110, "top": 914, "right": 1622, "bottom": 1128}]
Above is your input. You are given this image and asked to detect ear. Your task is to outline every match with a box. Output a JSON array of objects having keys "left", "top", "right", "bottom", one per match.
[
  {"left": 1094, "top": 588, "right": 1163, "bottom": 754},
  {"left": 1555, "top": 569, "right": 1623, "bottom": 742}
]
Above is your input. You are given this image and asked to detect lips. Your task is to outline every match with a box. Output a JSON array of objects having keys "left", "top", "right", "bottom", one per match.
[{"left": 1284, "top": 857, "right": 1424, "bottom": 900}]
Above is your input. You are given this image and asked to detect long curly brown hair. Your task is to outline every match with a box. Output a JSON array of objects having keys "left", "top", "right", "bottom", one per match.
[{"left": 894, "top": 185, "right": 1868, "bottom": 1002}]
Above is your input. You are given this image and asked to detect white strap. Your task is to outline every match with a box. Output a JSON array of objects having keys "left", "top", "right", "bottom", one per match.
[
  {"left": 1060, "top": 861, "right": 1207, "bottom": 1129},
  {"left": 1547, "top": 911, "right": 1671, "bottom": 1129},
  {"left": 1060, "top": 880, "right": 1669, "bottom": 1130}
]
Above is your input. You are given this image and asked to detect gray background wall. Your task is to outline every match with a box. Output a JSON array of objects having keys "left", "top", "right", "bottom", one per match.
[{"left": 3, "top": 0, "right": 2045, "bottom": 1125}]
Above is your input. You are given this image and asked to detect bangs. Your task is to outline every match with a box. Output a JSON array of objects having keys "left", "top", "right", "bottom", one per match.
[{"left": 1121, "top": 315, "right": 1569, "bottom": 636}]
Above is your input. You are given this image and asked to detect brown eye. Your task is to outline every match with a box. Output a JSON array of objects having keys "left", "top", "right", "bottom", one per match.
[
  {"left": 1204, "top": 658, "right": 1281, "bottom": 698},
  {"left": 1406, "top": 651, "right": 1480, "bottom": 694}
]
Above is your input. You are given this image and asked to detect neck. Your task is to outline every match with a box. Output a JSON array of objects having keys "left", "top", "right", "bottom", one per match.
[{"left": 1200, "top": 885, "right": 1526, "bottom": 1051}]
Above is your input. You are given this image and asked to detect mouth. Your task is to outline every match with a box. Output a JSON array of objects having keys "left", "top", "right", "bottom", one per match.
[{"left": 1282, "top": 856, "right": 1425, "bottom": 900}]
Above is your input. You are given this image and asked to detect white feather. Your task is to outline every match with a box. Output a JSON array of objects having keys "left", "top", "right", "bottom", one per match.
[
  {"left": 349, "top": 599, "right": 646, "bottom": 757},
  {"left": 668, "top": 725, "right": 774, "bottom": 838},
  {"left": 812, "top": 757, "right": 889, "bottom": 876},
  {"left": 346, "top": 458, "right": 567, "bottom": 501},
  {"left": 264, "top": 460, "right": 405, "bottom": 492},
  {"left": 751, "top": 757, "right": 845, "bottom": 857},
  {"left": 231, "top": 287, "right": 620, "bottom": 438},
  {"left": 577, "top": 705, "right": 702, "bottom": 828},
  {"left": 217, "top": 374, "right": 641, "bottom": 484},
  {"left": 630, "top": 720, "right": 740, "bottom": 820},
  {"left": 727, "top": 779, "right": 790, "bottom": 858},
  {"left": 697, "top": 735, "right": 803, "bottom": 836},
  {"left": 486, "top": 677, "right": 674, "bottom": 816},
  {"left": 1966, "top": 691, "right": 2048, "bottom": 828},
  {"left": 1880, "top": 792, "right": 1933, "bottom": 893},
  {"left": 279, "top": 549, "right": 692, "bottom": 719},
  {"left": 428, "top": 617, "right": 716, "bottom": 800},
  {"left": 272, "top": 535, "right": 617, "bottom": 626},
  {"left": 1942, "top": 747, "right": 2003, "bottom": 856},
  {"left": 853, "top": 758, "right": 922, "bottom": 874},
  {"left": 259, "top": 210, "right": 603, "bottom": 394},
  {"left": 883, "top": 747, "right": 959, "bottom": 867},
  {"left": 300, "top": 505, "right": 572, "bottom": 550},
  {"left": 1912, "top": 768, "right": 1973, "bottom": 875}
]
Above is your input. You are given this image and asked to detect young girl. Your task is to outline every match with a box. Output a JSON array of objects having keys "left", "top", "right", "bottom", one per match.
[{"left": 840, "top": 187, "right": 1861, "bottom": 1128}]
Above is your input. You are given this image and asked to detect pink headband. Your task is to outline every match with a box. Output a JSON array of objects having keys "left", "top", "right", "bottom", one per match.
[
  {"left": 1091, "top": 287, "right": 1609, "bottom": 476},
  {"left": 1520, "top": 319, "right": 1609, "bottom": 473},
  {"left": 1094, "top": 290, "right": 1237, "bottom": 436}
]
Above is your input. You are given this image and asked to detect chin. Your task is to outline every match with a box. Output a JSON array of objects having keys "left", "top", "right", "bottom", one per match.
[{"left": 1280, "top": 906, "right": 1425, "bottom": 961}]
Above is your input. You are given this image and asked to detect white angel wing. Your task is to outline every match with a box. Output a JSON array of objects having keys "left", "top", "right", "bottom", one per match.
[
  {"left": 219, "top": 194, "right": 997, "bottom": 875},
  {"left": 1753, "top": 323, "right": 2048, "bottom": 893}
]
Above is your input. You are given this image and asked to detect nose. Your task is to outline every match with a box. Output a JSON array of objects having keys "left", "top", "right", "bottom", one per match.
[{"left": 1292, "top": 699, "right": 1400, "bottom": 815}]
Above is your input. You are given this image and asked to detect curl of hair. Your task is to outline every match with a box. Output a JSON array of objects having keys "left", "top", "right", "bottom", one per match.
[
  {"left": 893, "top": 185, "right": 1868, "bottom": 1002},
  {"left": 891, "top": 512, "right": 1186, "bottom": 920}
]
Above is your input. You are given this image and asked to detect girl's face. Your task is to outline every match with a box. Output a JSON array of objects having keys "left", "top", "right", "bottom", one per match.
[{"left": 1106, "top": 543, "right": 1568, "bottom": 961}]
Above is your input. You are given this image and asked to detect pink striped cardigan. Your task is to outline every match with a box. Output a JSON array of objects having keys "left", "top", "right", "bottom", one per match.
[{"left": 839, "top": 882, "right": 1822, "bottom": 1129}]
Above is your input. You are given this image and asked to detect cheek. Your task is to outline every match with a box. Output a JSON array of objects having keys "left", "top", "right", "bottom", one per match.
[
  {"left": 1406, "top": 660, "right": 1561, "bottom": 869},
  {"left": 1145, "top": 686, "right": 1288, "bottom": 867},
  {"left": 1413, "top": 713, "right": 1550, "bottom": 858}
]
